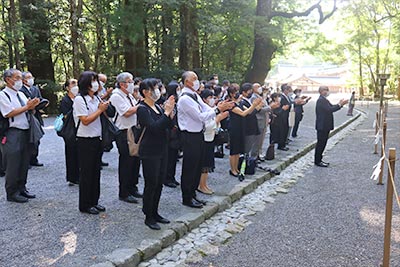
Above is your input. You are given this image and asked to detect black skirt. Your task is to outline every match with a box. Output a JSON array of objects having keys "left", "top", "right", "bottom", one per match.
[{"left": 201, "top": 140, "right": 215, "bottom": 173}]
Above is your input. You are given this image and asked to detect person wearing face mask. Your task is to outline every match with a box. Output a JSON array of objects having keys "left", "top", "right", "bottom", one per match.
[
  {"left": 98, "top": 73, "right": 113, "bottom": 100},
  {"left": 278, "top": 84, "right": 293, "bottom": 150},
  {"left": 73, "top": 71, "right": 109, "bottom": 214},
  {"left": 314, "top": 86, "right": 348, "bottom": 167},
  {"left": 291, "top": 89, "right": 311, "bottom": 138},
  {"left": 269, "top": 93, "right": 290, "bottom": 151},
  {"left": 163, "top": 81, "right": 181, "bottom": 188},
  {"left": 177, "top": 71, "right": 233, "bottom": 208},
  {"left": 227, "top": 84, "right": 262, "bottom": 177},
  {"left": 137, "top": 78, "right": 175, "bottom": 230},
  {"left": 60, "top": 78, "right": 80, "bottom": 186},
  {"left": 20, "top": 71, "right": 48, "bottom": 167},
  {"left": 0, "top": 69, "right": 40, "bottom": 203},
  {"left": 156, "top": 82, "right": 167, "bottom": 106},
  {"left": 198, "top": 89, "right": 229, "bottom": 195},
  {"left": 109, "top": 72, "right": 143, "bottom": 203}
]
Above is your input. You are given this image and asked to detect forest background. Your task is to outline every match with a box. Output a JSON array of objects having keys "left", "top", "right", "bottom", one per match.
[{"left": 0, "top": 0, "right": 399, "bottom": 113}]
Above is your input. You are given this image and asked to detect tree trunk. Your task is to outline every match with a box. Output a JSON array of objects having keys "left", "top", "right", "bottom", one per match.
[
  {"left": 2, "top": 0, "right": 14, "bottom": 67},
  {"left": 357, "top": 42, "right": 364, "bottom": 96},
  {"left": 9, "top": 0, "right": 21, "bottom": 69},
  {"left": 161, "top": 3, "right": 174, "bottom": 67},
  {"left": 190, "top": 3, "right": 200, "bottom": 70},
  {"left": 69, "top": 0, "right": 83, "bottom": 78},
  {"left": 179, "top": 3, "right": 190, "bottom": 70},
  {"left": 19, "top": 0, "right": 55, "bottom": 81},
  {"left": 244, "top": 0, "right": 276, "bottom": 83}
]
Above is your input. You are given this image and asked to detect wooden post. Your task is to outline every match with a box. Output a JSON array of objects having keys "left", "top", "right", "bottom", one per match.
[
  {"left": 382, "top": 148, "right": 396, "bottom": 267},
  {"left": 374, "top": 112, "right": 379, "bottom": 154},
  {"left": 377, "top": 121, "right": 387, "bottom": 185},
  {"left": 384, "top": 101, "right": 388, "bottom": 118}
]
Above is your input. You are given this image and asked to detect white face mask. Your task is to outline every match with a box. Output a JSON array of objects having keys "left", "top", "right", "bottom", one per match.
[
  {"left": 70, "top": 86, "right": 79, "bottom": 96},
  {"left": 193, "top": 80, "right": 200, "bottom": 91},
  {"left": 176, "top": 89, "right": 182, "bottom": 96},
  {"left": 257, "top": 87, "right": 263, "bottom": 94},
  {"left": 208, "top": 98, "right": 215, "bottom": 107},
  {"left": 215, "top": 80, "right": 219, "bottom": 85},
  {"left": 161, "top": 88, "right": 166, "bottom": 95},
  {"left": 151, "top": 88, "right": 161, "bottom": 101},
  {"left": 27, "top": 78, "right": 34, "bottom": 87},
  {"left": 127, "top": 83, "right": 134, "bottom": 94},
  {"left": 13, "top": 80, "right": 23, "bottom": 91},
  {"left": 90, "top": 81, "right": 99, "bottom": 92},
  {"left": 99, "top": 81, "right": 105, "bottom": 89}
]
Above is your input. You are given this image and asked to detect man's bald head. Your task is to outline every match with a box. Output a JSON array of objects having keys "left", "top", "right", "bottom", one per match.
[{"left": 98, "top": 73, "right": 107, "bottom": 84}]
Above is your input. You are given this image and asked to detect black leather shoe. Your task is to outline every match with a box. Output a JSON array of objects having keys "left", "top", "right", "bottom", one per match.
[
  {"left": 278, "top": 147, "right": 289, "bottom": 151},
  {"left": 164, "top": 182, "right": 177, "bottom": 188},
  {"left": 82, "top": 207, "right": 99, "bottom": 215},
  {"left": 193, "top": 197, "right": 207, "bottom": 205},
  {"left": 132, "top": 190, "right": 143, "bottom": 198},
  {"left": 94, "top": 205, "right": 106, "bottom": 212},
  {"left": 315, "top": 162, "right": 329, "bottom": 167},
  {"left": 229, "top": 170, "right": 239, "bottom": 177},
  {"left": 101, "top": 161, "right": 109, "bottom": 167},
  {"left": 321, "top": 161, "right": 330, "bottom": 166},
  {"left": 0, "top": 171, "right": 5, "bottom": 177},
  {"left": 30, "top": 162, "right": 44, "bottom": 167},
  {"left": 68, "top": 181, "right": 79, "bottom": 186},
  {"left": 257, "top": 156, "right": 265, "bottom": 162},
  {"left": 20, "top": 190, "right": 36, "bottom": 199},
  {"left": 183, "top": 199, "right": 203, "bottom": 208},
  {"left": 173, "top": 180, "right": 180, "bottom": 186},
  {"left": 7, "top": 193, "right": 28, "bottom": 203},
  {"left": 119, "top": 195, "right": 139, "bottom": 203},
  {"left": 145, "top": 220, "right": 161, "bottom": 230},
  {"left": 155, "top": 214, "right": 170, "bottom": 224}
]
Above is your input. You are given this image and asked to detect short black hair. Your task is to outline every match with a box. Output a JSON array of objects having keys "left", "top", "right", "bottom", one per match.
[
  {"left": 239, "top": 83, "right": 252, "bottom": 94},
  {"left": 270, "top": 93, "right": 281, "bottom": 102},
  {"left": 200, "top": 89, "right": 214, "bottom": 100},
  {"left": 139, "top": 78, "right": 158, "bottom": 98},
  {"left": 78, "top": 71, "right": 98, "bottom": 96},
  {"left": 222, "top": 80, "right": 230, "bottom": 86},
  {"left": 167, "top": 81, "right": 179, "bottom": 97}
]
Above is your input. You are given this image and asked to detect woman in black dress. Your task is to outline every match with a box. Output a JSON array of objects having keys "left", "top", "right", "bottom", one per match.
[
  {"left": 60, "top": 79, "right": 79, "bottom": 186},
  {"left": 269, "top": 93, "right": 289, "bottom": 146},
  {"left": 227, "top": 84, "right": 261, "bottom": 177},
  {"left": 137, "top": 78, "right": 175, "bottom": 230}
]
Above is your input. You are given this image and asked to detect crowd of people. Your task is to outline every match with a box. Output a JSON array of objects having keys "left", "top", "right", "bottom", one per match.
[{"left": 0, "top": 68, "right": 349, "bottom": 230}]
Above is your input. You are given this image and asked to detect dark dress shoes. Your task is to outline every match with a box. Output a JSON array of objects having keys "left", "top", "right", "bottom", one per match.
[
  {"left": 101, "top": 161, "right": 109, "bottom": 167},
  {"left": 173, "top": 180, "right": 180, "bottom": 186},
  {"left": 30, "top": 162, "right": 44, "bottom": 167},
  {"left": 321, "top": 161, "right": 330, "bottom": 166},
  {"left": 164, "top": 182, "right": 177, "bottom": 188},
  {"left": 94, "top": 205, "right": 106, "bottom": 212},
  {"left": 145, "top": 219, "right": 161, "bottom": 230},
  {"left": 83, "top": 207, "right": 99, "bottom": 215},
  {"left": 193, "top": 197, "right": 207, "bottom": 205},
  {"left": 183, "top": 199, "right": 203, "bottom": 208},
  {"left": 119, "top": 195, "right": 139, "bottom": 203},
  {"left": 132, "top": 190, "right": 143, "bottom": 198},
  {"left": 155, "top": 214, "right": 170, "bottom": 224},
  {"left": 7, "top": 193, "right": 28, "bottom": 203},
  {"left": 0, "top": 171, "right": 5, "bottom": 177},
  {"left": 277, "top": 147, "right": 289, "bottom": 151},
  {"left": 229, "top": 170, "right": 239, "bottom": 177},
  {"left": 20, "top": 190, "right": 36, "bottom": 199},
  {"left": 315, "top": 162, "right": 329, "bottom": 167}
]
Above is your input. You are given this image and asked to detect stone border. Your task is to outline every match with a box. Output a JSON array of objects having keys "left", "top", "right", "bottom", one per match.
[{"left": 91, "top": 112, "right": 362, "bottom": 267}]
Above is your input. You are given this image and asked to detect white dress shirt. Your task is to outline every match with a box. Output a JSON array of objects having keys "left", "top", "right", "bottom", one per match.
[
  {"left": 177, "top": 87, "right": 216, "bottom": 133},
  {"left": 73, "top": 95, "right": 102, "bottom": 138},
  {"left": 0, "top": 87, "right": 29, "bottom": 130},
  {"left": 109, "top": 89, "right": 137, "bottom": 130}
]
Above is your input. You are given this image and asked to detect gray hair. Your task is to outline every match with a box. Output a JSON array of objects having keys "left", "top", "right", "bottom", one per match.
[
  {"left": 3, "top": 68, "right": 19, "bottom": 81},
  {"left": 182, "top": 71, "right": 195, "bottom": 84},
  {"left": 22, "top": 71, "right": 32, "bottom": 79},
  {"left": 116, "top": 72, "right": 133, "bottom": 88},
  {"left": 319, "top": 86, "right": 329, "bottom": 93}
]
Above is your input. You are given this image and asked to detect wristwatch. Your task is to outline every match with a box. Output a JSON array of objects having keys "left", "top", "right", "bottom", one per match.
[{"left": 215, "top": 108, "right": 221, "bottom": 115}]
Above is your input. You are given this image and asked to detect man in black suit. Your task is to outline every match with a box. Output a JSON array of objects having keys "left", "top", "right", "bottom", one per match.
[
  {"left": 279, "top": 84, "right": 292, "bottom": 150},
  {"left": 314, "top": 86, "right": 348, "bottom": 167},
  {"left": 21, "top": 71, "right": 49, "bottom": 167}
]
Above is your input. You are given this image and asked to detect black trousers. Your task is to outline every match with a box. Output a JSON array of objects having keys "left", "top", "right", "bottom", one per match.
[
  {"left": 165, "top": 147, "right": 178, "bottom": 184},
  {"left": 181, "top": 131, "right": 204, "bottom": 202},
  {"left": 291, "top": 112, "right": 303, "bottom": 137},
  {"left": 115, "top": 130, "right": 140, "bottom": 198},
  {"left": 282, "top": 115, "right": 289, "bottom": 144},
  {"left": 142, "top": 149, "right": 167, "bottom": 220},
  {"left": 1, "top": 128, "right": 30, "bottom": 197},
  {"left": 29, "top": 140, "right": 40, "bottom": 164},
  {"left": 314, "top": 130, "right": 330, "bottom": 164},
  {"left": 64, "top": 139, "right": 79, "bottom": 183},
  {"left": 77, "top": 137, "right": 102, "bottom": 211}
]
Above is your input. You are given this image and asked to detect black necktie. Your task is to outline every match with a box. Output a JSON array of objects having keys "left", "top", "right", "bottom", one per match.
[
  {"left": 127, "top": 95, "right": 134, "bottom": 107},
  {"left": 16, "top": 93, "right": 30, "bottom": 122}
]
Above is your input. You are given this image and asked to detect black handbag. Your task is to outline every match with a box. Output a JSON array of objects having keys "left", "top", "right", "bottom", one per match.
[
  {"left": 214, "top": 128, "right": 229, "bottom": 146},
  {"left": 57, "top": 110, "right": 77, "bottom": 142},
  {"left": 265, "top": 143, "right": 275, "bottom": 160},
  {"left": 100, "top": 114, "right": 120, "bottom": 148}
]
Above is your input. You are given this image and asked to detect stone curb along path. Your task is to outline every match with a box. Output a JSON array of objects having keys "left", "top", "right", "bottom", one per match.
[{"left": 91, "top": 112, "right": 362, "bottom": 267}]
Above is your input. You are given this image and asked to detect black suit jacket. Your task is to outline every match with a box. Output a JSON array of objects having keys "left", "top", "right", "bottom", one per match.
[
  {"left": 240, "top": 99, "right": 260, "bottom": 136},
  {"left": 20, "top": 85, "right": 44, "bottom": 125},
  {"left": 280, "top": 94, "right": 292, "bottom": 119},
  {"left": 315, "top": 95, "right": 341, "bottom": 131}
]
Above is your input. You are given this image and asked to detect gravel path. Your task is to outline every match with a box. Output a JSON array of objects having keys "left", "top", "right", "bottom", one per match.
[{"left": 188, "top": 102, "right": 400, "bottom": 267}]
